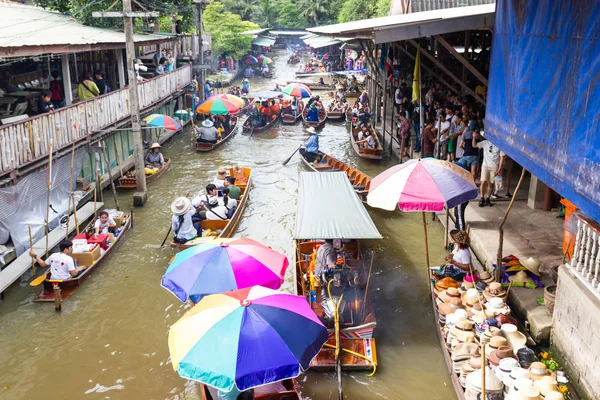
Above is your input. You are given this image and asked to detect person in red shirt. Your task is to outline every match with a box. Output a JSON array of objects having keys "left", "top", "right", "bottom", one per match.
[
  {"left": 422, "top": 118, "right": 438, "bottom": 158},
  {"left": 259, "top": 101, "right": 271, "bottom": 126},
  {"left": 270, "top": 100, "right": 280, "bottom": 119}
]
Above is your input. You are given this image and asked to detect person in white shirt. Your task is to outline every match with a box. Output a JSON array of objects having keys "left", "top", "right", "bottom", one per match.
[
  {"left": 443, "top": 230, "right": 471, "bottom": 272},
  {"left": 438, "top": 111, "right": 450, "bottom": 159},
  {"left": 94, "top": 211, "right": 116, "bottom": 236},
  {"left": 203, "top": 196, "right": 229, "bottom": 220},
  {"left": 29, "top": 240, "right": 86, "bottom": 280},
  {"left": 213, "top": 168, "right": 227, "bottom": 188},
  {"left": 394, "top": 87, "right": 402, "bottom": 110},
  {"left": 475, "top": 132, "right": 505, "bottom": 207}
]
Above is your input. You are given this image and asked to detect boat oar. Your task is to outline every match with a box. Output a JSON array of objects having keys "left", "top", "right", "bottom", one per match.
[
  {"left": 30, "top": 271, "right": 48, "bottom": 286},
  {"left": 282, "top": 145, "right": 302, "bottom": 166},
  {"left": 160, "top": 192, "right": 190, "bottom": 247}
]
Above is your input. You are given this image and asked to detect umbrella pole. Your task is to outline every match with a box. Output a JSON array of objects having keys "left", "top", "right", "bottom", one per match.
[
  {"left": 444, "top": 207, "right": 450, "bottom": 249},
  {"left": 422, "top": 212, "right": 430, "bottom": 268},
  {"left": 496, "top": 168, "right": 527, "bottom": 280}
]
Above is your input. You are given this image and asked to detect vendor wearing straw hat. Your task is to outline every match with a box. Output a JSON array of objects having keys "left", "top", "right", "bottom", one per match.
[
  {"left": 196, "top": 119, "right": 219, "bottom": 144},
  {"left": 213, "top": 168, "right": 228, "bottom": 188},
  {"left": 170, "top": 197, "right": 197, "bottom": 244},
  {"left": 145, "top": 143, "right": 165, "bottom": 168},
  {"left": 300, "top": 127, "right": 320, "bottom": 163},
  {"left": 435, "top": 230, "right": 472, "bottom": 280}
]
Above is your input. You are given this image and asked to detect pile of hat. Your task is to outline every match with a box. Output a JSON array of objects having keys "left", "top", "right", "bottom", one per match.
[{"left": 433, "top": 269, "right": 565, "bottom": 400}]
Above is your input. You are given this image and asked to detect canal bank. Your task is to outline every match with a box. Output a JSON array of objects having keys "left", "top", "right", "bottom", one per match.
[{"left": 0, "top": 50, "right": 458, "bottom": 400}]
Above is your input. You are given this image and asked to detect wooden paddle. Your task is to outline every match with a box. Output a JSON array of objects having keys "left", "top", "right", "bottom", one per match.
[
  {"left": 160, "top": 192, "right": 190, "bottom": 248},
  {"left": 30, "top": 271, "right": 49, "bottom": 287},
  {"left": 282, "top": 145, "right": 302, "bottom": 166},
  {"left": 28, "top": 226, "right": 35, "bottom": 275}
]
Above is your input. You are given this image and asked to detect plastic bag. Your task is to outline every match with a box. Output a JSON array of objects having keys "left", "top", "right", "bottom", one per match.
[{"left": 494, "top": 175, "right": 504, "bottom": 193}]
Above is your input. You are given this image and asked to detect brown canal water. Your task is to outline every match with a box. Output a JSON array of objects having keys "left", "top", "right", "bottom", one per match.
[{"left": 0, "top": 50, "right": 456, "bottom": 400}]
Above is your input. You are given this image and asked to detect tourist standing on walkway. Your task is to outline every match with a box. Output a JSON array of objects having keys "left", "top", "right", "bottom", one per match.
[
  {"left": 165, "top": 51, "right": 175, "bottom": 72},
  {"left": 77, "top": 72, "right": 100, "bottom": 101},
  {"left": 475, "top": 132, "right": 505, "bottom": 207},
  {"left": 422, "top": 118, "right": 437, "bottom": 158}
]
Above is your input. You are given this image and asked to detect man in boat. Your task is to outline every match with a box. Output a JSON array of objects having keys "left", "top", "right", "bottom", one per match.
[
  {"left": 318, "top": 77, "right": 325, "bottom": 85},
  {"left": 314, "top": 239, "right": 338, "bottom": 285},
  {"left": 213, "top": 169, "right": 227, "bottom": 188},
  {"left": 241, "top": 78, "right": 250, "bottom": 95},
  {"left": 306, "top": 102, "right": 319, "bottom": 122},
  {"left": 196, "top": 119, "right": 219, "bottom": 144},
  {"left": 224, "top": 176, "right": 241, "bottom": 200},
  {"left": 358, "top": 104, "right": 372, "bottom": 125},
  {"left": 259, "top": 101, "right": 272, "bottom": 125},
  {"left": 270, "top": 99, "right": 280, "bottom": 117},
  {"left": 190, "top": 196, "right": 204, "bottom": 237},
  {"left": 198, "top": 183, "right": 218, "bottom": 204},
  {"left": 145, "top": 143, "right": 165, "bottom": 168},
  {"left": 94, "top": 211, "right": 116, "bottom": 237},
  {"left": 299, "top": 127, "right": 319, "bottom": 162},
  {"left": 202, "top": 196, "right": 229, "bottom": 221},
  {"left": 171, "top": 197, "right": 197, "bottom": 244},
  {"left": 29, "top": 240, "right": 87, "bottom": 280},
  {"left": 355, "top": 129, "right": 377, "bottom": 149}
]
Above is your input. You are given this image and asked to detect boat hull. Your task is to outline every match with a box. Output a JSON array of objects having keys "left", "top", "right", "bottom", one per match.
[
  {"left": 281, "top": 102, "right": 304, "bottom": 124},
  {"left": 350, "top": 124, "right": 383, "bottom": 160},
  {"left": 117, "top": 158, "right": 171, "bottom": 189},
  {"left": 201, "top": 378, "right": 302, "bottom": 400},
  {"left": 195, "top": 117, "right": 238, "bottom": 152},
  {"left": 301, "top": 106, "right": 326, "bottom": 129},
  {"left": 242, "top": 114, "right": 279, "bottom": 134}
]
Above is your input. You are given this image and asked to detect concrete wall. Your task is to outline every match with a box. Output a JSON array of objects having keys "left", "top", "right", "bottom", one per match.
[{"left": 552, "top": 267, "right": 600, "bottom": 399}]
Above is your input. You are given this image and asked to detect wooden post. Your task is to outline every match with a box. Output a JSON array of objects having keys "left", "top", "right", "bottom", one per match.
[
  {"left": 96, "top": 167, "right": 103, "bottom": 202},
  {"left": 444, "top": 207, "right": 450, "bottom": 249},
  {"left": 65, "top": 143, "right": 75, "bottom": 239},
  {"left": 481, "top": 341, "right": 486, "bottom": 399},
  {"left": 113, "top": 135, "right": 124, "bottom": 178},
  {"left": 53, "top": 284, "right": 62, "bottom": 311},
  {"left": 422, "top": 212, "right": 430, "bottom": 268},
  {"left": 102, "top": 141, "right": 121, "bottom": 211},
  {"left": 93, "top": 184, "right": 97, "bottom": 218},
  {"left": 382, "top": 79, "right": 388, "bottom": 153},
  {"left": 60, "top": 54, "right": 73, "bottom": 105},
  {"left": 45, "top": 140, "right": 53, "bottom": 258},
  {"left": 28, "top": 226, "right": 35, "bottom": 275},
  {"left": 496, "top": 168, "right": 527, "bottom": 280}
]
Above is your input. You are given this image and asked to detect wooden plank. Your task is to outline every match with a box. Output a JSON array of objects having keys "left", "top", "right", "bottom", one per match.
[
  {"left": 0, "top": 201, "right": 104, "bottom": 294},
  {"left": 434, "top": 34, "right": 488, "bottom": 86}
]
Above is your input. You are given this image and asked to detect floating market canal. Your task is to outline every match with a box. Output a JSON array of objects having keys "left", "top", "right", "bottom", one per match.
[{"left": 0, "top": 51, "right": 456, "bottom": 400}]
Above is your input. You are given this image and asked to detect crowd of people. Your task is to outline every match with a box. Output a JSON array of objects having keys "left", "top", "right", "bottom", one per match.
[
  {"left": 196, "top": 114, "right": 233, "bottom": 143},
  {"left": 248, "top": 99, "right": 281, "bottom": 128},
  {"left": 170, "top": 169, "right": 242, "bottom": 244}
]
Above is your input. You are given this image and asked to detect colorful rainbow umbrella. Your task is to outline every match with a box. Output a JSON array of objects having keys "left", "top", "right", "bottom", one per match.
[
  {"left": 143, "top": 114, "right": 182, "bottom": 131},
  {"left": 244, "top": 56, "right": 258, "bottom": 65},
  {"left": 282, "top": 83, "right": 312, "bottom": 99},
  {"left": 161, "top": 238, "right": 289, "bottom": 303},
  {"left": 262, "top": 57, "right": 273, "bottom": 65},
  {"left": 196, "top": 97, "right": 240, "bottom": 115},
  {"left": 207, "top": 93, "right": 245, "bottom": 107},
  {"left": 168, "top": 286, "right": 328, "bottom": 391},
  {"left": 366, "top": 158, "right": 478, "bottom": 268}
]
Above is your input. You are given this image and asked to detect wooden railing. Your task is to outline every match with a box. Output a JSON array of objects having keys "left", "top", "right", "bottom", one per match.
[
  {"left": 568, "top": 214, "right": 600, "bottom": 300},
  {"left": 0, "top": 64, "right": 191, "bottom": 175},
  {"left": 141, "top": 34, "right": 211, "bottom": 59}
]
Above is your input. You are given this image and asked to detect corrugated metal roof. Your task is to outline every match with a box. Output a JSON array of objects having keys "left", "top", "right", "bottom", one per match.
[
  {"left": 307, "top": 3, "right": 495, "bottom": 43},
  {"left": 269, "top": 30, "right": 307, "bottom": 36},
  {"left": 251, "top": 36, "right": 276, "bottom": 47},
  {"left": 409, "top": 0, "right": 494, "bottom": 13},
  {"left": 0, "top": 3, "right": 176, "bottom": 56},
  {"left": 240, "top": 28, "right": 271, "bottom": 36}
]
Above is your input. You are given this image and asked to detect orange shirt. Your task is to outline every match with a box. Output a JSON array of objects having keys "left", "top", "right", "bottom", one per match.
[
  {"left": 270, "top": 104, "right": 280, "bottom": 114},
  {"left": 261, "top": 106, "right": 272, "bottom": 116}
]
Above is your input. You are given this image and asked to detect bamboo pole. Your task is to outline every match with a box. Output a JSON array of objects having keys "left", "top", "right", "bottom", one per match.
[
  {"left": 65, "top": 143, "right": 75, "bottom": 239},
  {"left": 444, "top": 207, "right": 450, "bottom": 249},
  {"left": 28, "top": 226, "right": 35, "bottom": 275},
  {"left": 93, "top": 185, "right": 97, "bottom": 218},
  {"left": 45, "top": 140, "right": 54, "bottom": 258},
  {"left": 496, "top": 168, "right": 527, "bottom": 280},
  {"left": 113, "top": 136, "right": 124, "bottom": 178},
  {"left": 361, "top": 243, "right": 377, "bottom": 318},
  {"left": 422, "top": 212, "right": 430, "bottom": 268},
  {"left": 102, "top": 141, "right": 121, "bottom": 211},
  {"left": 72, "top": 194, "right": 79, "bottom": 235}
]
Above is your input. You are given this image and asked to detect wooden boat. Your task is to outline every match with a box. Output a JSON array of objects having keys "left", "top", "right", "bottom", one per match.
[
  {"left": 201, "top": 378, "right": 302, "bottom": 400},
  {"left": 281, "top": 101, "right": 304, "bottom": 124},
  {"left": 345, "top": 108, "right": 354, "bottom": 123},
  {"left": 195, "top": 116, "right": 238, "bottom": 152},
  {"left": 242, "top": 112, "right": 279, "bottom": 134},
  {"left": 287, "top": 57, "right": 300, "bottom": 64},
  {"left": 325, "top": 105, "right": 347, "bottom": 121},
  {"left": 33, "top": 212, "right": 132, "bottom": 302},
  {"left": 350, "top": 123, "right": 383, "bottom": 160},
  {"left": 345, "top": 91, "right": 361, "bottom": 99},
  {"left": 170, "top": 167, "right": 252, "bottom": 250},
  {"left": 286, "top": 80, "right": 332, "bottom": 91},
  {"left": 301, "top": 105, "right": 326, "bottom": 129},
  {"left": 300, "top": 151, "right": 371, "bottom": 203},
  {"left": 117, "top": 158, "right": 171, "bottom": 189},
  {"left": 294, "top": 239, "right": 377, "bottom": 370}
]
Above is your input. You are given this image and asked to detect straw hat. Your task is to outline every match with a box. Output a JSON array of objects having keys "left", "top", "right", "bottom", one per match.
[
  {"left": 484, "top": 282, "right": 507, "bottom": 300},
  {"left": 475, "top": 280, "right": 488, "bottom": 292},
  {"left": 467, "top": 302, "right": 482, "bottom": 318},
  {"left": 449, "top": 320, "right": 475, "bottom": 342},
  {"left": 521, "top": 257, "right": 541, "bottom": 276},
  {"left": 509, "top": 270, "right": 535, "bottom": 284},
  {"left": 528, "top": 362, "right": 548, "bottom": 380},
  {"left": 439, "top": 287, "right": 461, "bottom": 304},
  {"left": 150, "top": 142, "right": 161, "bottom": 149},
  {"left": 472, "top": 308, "right": 496, "bottom": 325},
  {"left": 486, "top": 336, "right": 508, "bottom": 357},
  {"left": 466, "top": 366, "right": 504, "bottom": 392},
  {"left": 171, "top": 197, "right": 191, "bottom": 215},
  {"left": 480, "top": 270, "right": 495, "bottom": 284},
  {"left": 460, "top": 356, "right": 482, "bottom": 387},
  {"left": 490, "top": 345, "right": 519, "bottom": 367},
  {"left": 459, "top": 280, "right": 474, "bottom": 294},
  {"left": 506, "top": 368, "right": 531, "bottom": 392},
  {"left": 216, "top": 168, "right": 227, "bottom": 179},
  {"left": 495, "top": 357, "right": 521, "bottom": 385},
  {"left": 306, "top": 127, "right": 318, "bottom": 134},
  {"left": 452, "top": 343, "right": 480, "bottom": 373},
  {"left": 434, "top": 277, "right": 460, "bottom": 293},
  {"left": 544, "top": 391, "right": 564, "bottom": 400},
  {"left": 450, "top": 229, "right": 469, "bottom": 246},
  {"left": 534, "top": 376, "right": 558, "bottom": 395},
  {"left": 512, "top": 378, "right": 540, "bottom": 399},
  {"left": 439, "top": 297, "right": 464, "bottom": 316},
  {"left": 446, "top": 308, "right": 468, "bottom": 328},
  {"left": 481, "top": 326, "right": 501, "bottom": 345},
  {"left": 501, "top": 324, "right": 527, "bottom": 352},
  {"left": 202, "top": 119, "right": 214, "bottom": 128},
  {"left": 463, "top": 288, "right": 480, "bottom": 308},
  {"left": 486, "top": 297, "right": 511, "bottom": 316}
]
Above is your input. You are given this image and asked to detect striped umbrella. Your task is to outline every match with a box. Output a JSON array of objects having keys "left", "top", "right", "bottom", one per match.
[
  {"left": 207, "top": 93, "right": 245, "bottom": 108},
  {"left": 143, "top": 114, "right": 182, "bottom": 131},
  {"left": 168, "top": 286, "right": 328, "bottom": 391},
  {"left": 244, "top": 56, "right": 258, "bottom": 65},
  {"left": 282, "top": 83, "right": 312, "bottom": 99},
  {"left": 367, "top": 158, "right": 478, "bottom": 267},
  {"left": 161, "top": 238, "right": 289, "bottom": 303},
  {"left": 196, "top": 97, "right": 240, "bottom": 115},
  {"left": 262, "top": 57, "right": 273, "bottom": 65}
]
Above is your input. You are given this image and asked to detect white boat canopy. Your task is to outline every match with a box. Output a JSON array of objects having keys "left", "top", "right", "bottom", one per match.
[{"left": 294, "top": 172, "right": 382, "bottom": 240}]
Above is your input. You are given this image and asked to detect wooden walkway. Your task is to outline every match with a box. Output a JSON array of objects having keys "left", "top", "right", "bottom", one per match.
[{"left": 0, "top": 202, "right": 103, "bottom": 295}]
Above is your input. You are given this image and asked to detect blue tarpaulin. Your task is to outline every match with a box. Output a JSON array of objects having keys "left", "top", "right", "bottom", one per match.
[{"left": 486, "top": 0, "right": 600, "bottom": 222}]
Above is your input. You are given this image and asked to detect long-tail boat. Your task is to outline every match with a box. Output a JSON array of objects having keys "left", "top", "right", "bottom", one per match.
[
  {"left": 302, "top": 106, "right": 326, "bottom": 129},
  {"left": 281, "top": 101, "right": 304, "bottom": 124},
  {"left": 195, "top": 116, "right": 238, "bottom": 152},
  {"left": 117, "top": 159, "right": 171, "bottom": 189},
  {"left": 350, "top": 123, "right": 383, "bottom": 160},
  {"left": 201, "top": 379, "right": 302, "bottom": 400},
  {"left": 33, "top": 211, "right": 132, "bottom": 302},
  {"left": 170, "top": 167, "right": 252, "bottom": 250},
  {"left": 242, "top": 113, "right": 280, "bottom": 135},
  {"left": 299, "top": 151, "right": 371, "bottom": 203},
  {"left": 293, "top": 171, "right": 382, "bottom": 371}
]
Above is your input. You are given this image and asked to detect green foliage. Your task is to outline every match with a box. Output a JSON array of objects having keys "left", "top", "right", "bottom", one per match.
[
  {"left": 273, "top": 0, "right": 307, "bottom": 29},
  {"left": 255, "top": 0, "right": 277, "bottom": 27},
  {"left": 203, "top": 2, "right": 259, "bottom": 58},
  {"left": 337, "top": 0, "right": 389, "bottom": 23}
]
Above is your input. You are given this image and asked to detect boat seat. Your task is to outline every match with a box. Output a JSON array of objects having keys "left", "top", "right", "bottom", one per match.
[{"left": 354, "top": 185, "right": 366, "bottom": 190}]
